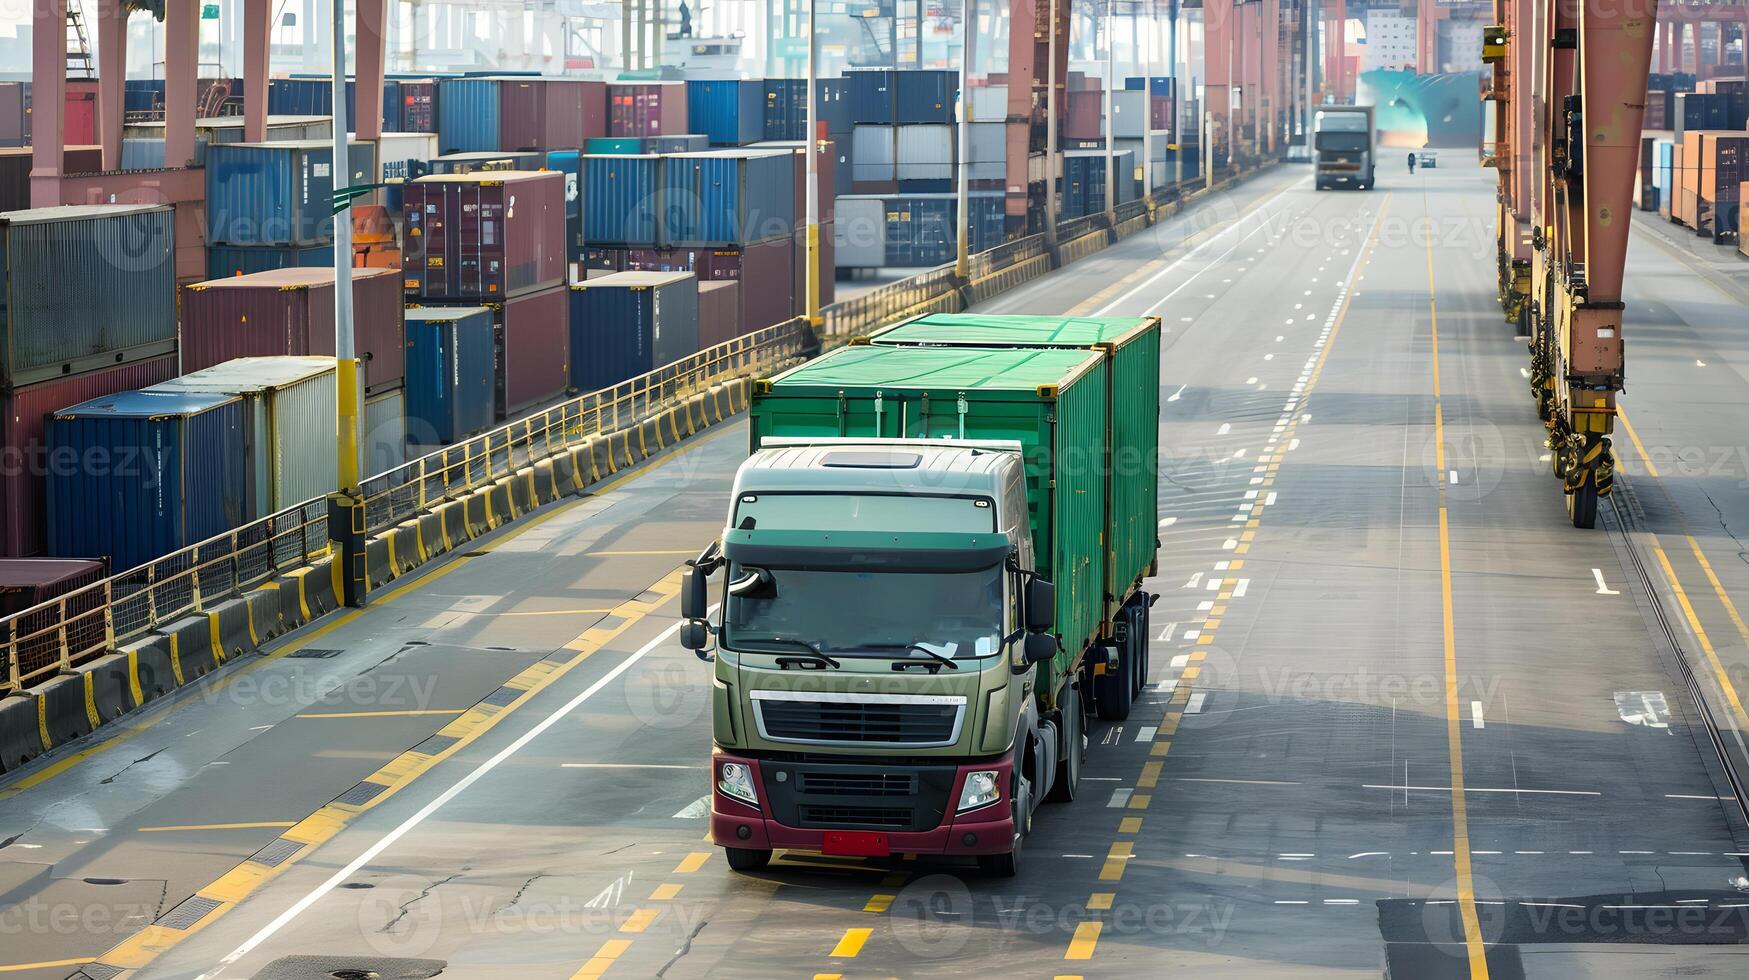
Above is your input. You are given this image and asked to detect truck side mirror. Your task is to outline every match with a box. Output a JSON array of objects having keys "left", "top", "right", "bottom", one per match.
[
  {"left": 680, "top": 619, "right": 710, "bottom": 653},
  {"left": 682, "top": 566, "right": 709, "bottom": 620},
  {"left": 1023, "top": 632, "right": 1055, "bottom": 665},
  {"left": 1024, "top": 577, "right": 1055, "bottom": 632}
]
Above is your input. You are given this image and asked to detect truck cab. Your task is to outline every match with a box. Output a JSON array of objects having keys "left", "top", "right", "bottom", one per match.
[
  {"left": 682, "top": 439, "right": 1059, "bottom": 876},
  {"left": 1313, "top": 105, "right": 1376, "bottom": 190}
]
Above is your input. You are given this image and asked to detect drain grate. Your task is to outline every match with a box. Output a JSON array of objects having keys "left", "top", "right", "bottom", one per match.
[
  {"left": 287, "top": 648, "right": 343, "bottom": 659},
  {"left": 251, "top": 837, "right": 303, "bottom": 868},
  {"left": 480, "top": 687, "right": 521, "bottom": 707},
  {"left": 160, "top": 894, "right": 222, "bottom": 930},
  {"left": 73, "top": 965, "right": 123, "bottom": 980},
  {"left": 334, "top": 781, "right": 389, "bottom": 807},
  {"left": 414, "top": 734, "right": 458, "bottom": 756}
]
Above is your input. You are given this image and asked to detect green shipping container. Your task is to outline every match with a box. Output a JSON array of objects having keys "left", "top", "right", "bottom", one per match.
[
  {"left": 862, "top": 312, "right": 1162, "bottom": 619},
  {"left": 750, "top": 345, "right": 1112, "bottom": 684}
]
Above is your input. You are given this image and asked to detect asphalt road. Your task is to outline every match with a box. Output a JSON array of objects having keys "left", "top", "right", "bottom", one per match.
[{"left": 5, "top": 163, "right": 1749, "bottom": 979}]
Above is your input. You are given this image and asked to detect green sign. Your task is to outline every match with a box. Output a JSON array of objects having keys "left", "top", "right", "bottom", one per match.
[{"left": 201, "top": 4, "right": 219, "bottom": 19}]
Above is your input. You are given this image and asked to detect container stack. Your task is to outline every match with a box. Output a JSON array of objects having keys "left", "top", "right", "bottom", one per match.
[
  {"left": 0, "top": 205, "right": 180, "bottom": 558},
  {"left": 404, "top": 307, "right": 496, "bottom": 448},
  {"left": 848, "top": 69, "right": 957, "bottom": 196},
  {"left": 436, "top": 76, "right": 607, "bottom": 153},
  {"left": 403, "top": 170, "right": 571, "bottom": 422},
  {"left": 568, "top": 272, "right": 700, "bottom": 391},
  {"left": 204, "top": 140, "right": 376, "bottom": 278},
  {"left": 608, "top": 82, "right": 689, "bottom": 138},
  {"left": 1062, "top": 150, "right": 1141, "bottom": 218},
  {"left": 686, "top": 80, "right": 765, "bottom": 146},
  {"left": 834, "top": 191, "right": 1006, "bottom": 270}
]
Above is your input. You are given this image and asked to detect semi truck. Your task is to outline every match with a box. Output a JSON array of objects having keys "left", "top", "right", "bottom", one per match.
[
  {"left": 1313, "top": 104, "right": 1376, "bottom": 190},
  {"left": 681, "top": 313, "right": 1161, "bottom": 875}
]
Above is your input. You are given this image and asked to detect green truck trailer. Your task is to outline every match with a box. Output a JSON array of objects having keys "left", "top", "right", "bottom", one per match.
[{"left": 681, "top": 314, "right": 1161, "bottom": 875}]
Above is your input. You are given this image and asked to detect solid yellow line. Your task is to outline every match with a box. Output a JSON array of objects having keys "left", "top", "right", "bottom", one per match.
[
  {"left": 137, "top": 821, "right": 295, "bottom": 833},
  {"left": 1426, "top": 194, "right": 1491, "bottom": 980},
  {"left": 0, "top": 959, "right": 97, "bottom": 973},
  {"left": 295, "top": 709, "right": 466, "bottom": 719},
  {"left": 829, "top": 927, "right": 872, "bottom": 957},
  {"left": 1616, "top": 410, "right": 1661, "bottom": 478},
  {"left": 1655, "top": 545, "right": 1749, "bottom": 730},
  {"left": 1065, "top": 921, "right": 1103, "bottom": 960},
  {"left": 674, "top": 852, "right": 711, "bottom": 874}
]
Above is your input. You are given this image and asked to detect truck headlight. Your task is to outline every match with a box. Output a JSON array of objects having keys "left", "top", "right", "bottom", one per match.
[
  {"left": 718, "top": 762, "right": 758, "bottom": 806},
  {"left": 957, "top": 770, "right": 1001, "bottom": 813}
]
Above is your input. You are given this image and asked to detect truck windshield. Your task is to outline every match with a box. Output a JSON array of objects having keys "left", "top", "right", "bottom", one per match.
[{"left": 724, "top": 564, "right": 1004, "bottom": 660}]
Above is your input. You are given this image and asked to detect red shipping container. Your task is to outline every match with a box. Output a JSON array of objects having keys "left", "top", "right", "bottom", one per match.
[
  {"left": 608, "top": 82, "right": 688, "bottom": 137},
  {"left": 697, "top": 280, "right": 742, "bottom": 349},
  {"left": 402, "top": 171, "right": 567, "bottom": 301},
  {"left": 696, "top": 236, "right": 794, "bottom": 332},
  {"left": 1064, "top": 90, "right": 1103, "bottom": 141},
  {"left": 0, "top": 558, "right": 107, "bottom": 616},
  {"left": 400, "top": 80, "right": 437, "bottom": 132},
  {"left": 498, "top": 78, "right": 604, "bottom": 152},
  {"left": 1, "top": 353, "right": 177, "bottom": 557},
  {"left": 495, "top": 286, "right": 570, "bottom": 418},
  {"left": 179, "top": 267, "right": 406, "bottom": 393},
  {"left": 64, "top": 82, "right": 98, "bottom": 146}
]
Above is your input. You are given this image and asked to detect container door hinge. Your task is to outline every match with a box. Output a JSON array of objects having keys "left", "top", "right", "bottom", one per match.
[
  {"left": 873, "top": 391, "right": 884, "bottom": 437},
  {"left": 957, "top": 392, "right": 969, "bottom": 439}
]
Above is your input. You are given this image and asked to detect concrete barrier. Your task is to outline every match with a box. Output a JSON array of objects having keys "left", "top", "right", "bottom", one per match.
[
  {"left": 485, "top": 480, "right": 514, "bottom": 528},
  {"left": 589, "top": 434, "right": 617, "bottom": 480},
  {"left": 363, "top": 534, "right": 392, "bottom": 591},
  {"left": 535, "top": 458, "right": 566, "bottom": 501},
  {"left": 76, "top": 654, "right": 132, "bottom": 725},
  {"left": 432, "top": 500, "right": 467, "bottom": 552},
  {"left": 35, "top": 672, "right": 94, "bottom": 746},
  {"left": 0, "top": 692, "right": 46, "bottom": 773},
  {"left": 121, "top": 633, "right": 177, "bottom": 705},
  {"left": 163, "top": 613, "right": 220, "bottom": 684},
  {"left": 461, "top": 488, "right": 492, "bottom": 537},
  {"left": 508, "top": 469, "right": 535, "bottom": 515}
]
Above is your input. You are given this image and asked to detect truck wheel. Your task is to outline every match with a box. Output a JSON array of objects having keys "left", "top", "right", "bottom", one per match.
[
  {"left": 979, "top": 848, "right": 1019, "bottom": 877},
  {"left": 1047, "top": 684, "right": 1084, "bottom": 803},
  {"left": 723, "top": 847, "right": 771, "bottom": 872},
  {"left": 1094, "top": 644, "right": 1134, "bottom": 721},
  {"left": 1129, "top": 601, "right": 1151, "bottom": 700}
]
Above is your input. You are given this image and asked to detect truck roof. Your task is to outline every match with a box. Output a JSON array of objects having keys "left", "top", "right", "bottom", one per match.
[
  {"left": 867, "top": 313, "right": 1157, "bottom": 351},
  {"left": 762, "top": 345, "right": 1102, "bottom": 396},
  {"left": 738, "top": 441, "right": 1021, "bottom": 498}
]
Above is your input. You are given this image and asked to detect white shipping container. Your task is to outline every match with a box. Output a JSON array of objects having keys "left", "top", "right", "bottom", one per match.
[
  {"left": 896, "top": 125, "right": 954, "bottom": 181},
  {"left": 835, "top": 196, "right": 889, "bottom": 269},
  {"left": 147, "top": 356, "right": 340, "bottom": 518},
  {"left": 373, "top": 132, "right": 440, "bottom": 185},
  {"left": 1111, "top": 90, "right": 1148, "bottom": 140},
  {"left": 968, "top": 123, "right": 1006, "bottom": 181},
  {"left": 969, "top": 85, "right": 1010, "bottom": 123},
  {"left": 852, "top": 125, "right": 897, "bottom": 183},
  {"left": 1116, "top": 132, "right": 1171, "bottom": 189},
  {"left": 364, "top": 386, "right": 408, "bottom": 477}
]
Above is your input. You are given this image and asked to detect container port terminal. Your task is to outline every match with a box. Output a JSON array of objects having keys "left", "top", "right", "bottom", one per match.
[{"left": 4, "top": 1, "right": 1749, "bottom": 978}]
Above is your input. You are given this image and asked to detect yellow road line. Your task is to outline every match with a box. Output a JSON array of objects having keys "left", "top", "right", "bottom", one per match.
[
  {"left": 136, "top": 821, "right": 295, "bottom": 833},
  {"left": 1425, "top": 193, "right": 1491, "bottom": 980},
  {"left": 829, "top": 927, "right": 873, "bottom": 957},
  {"left": 0, "top": 959, "right": 98, "bottom": 973},
  {"left": 863, "top": 894, "right": 895, "bottom": 913},
  {"left": 1065, "top": 921, "right": 1102, "bottom": 959},
  {"left": 649, "top": 883, "right": 683, "bottom": 901},
  {"left": 1654, "top": 546, "right": 1749, "bottom": 729},
  {"left": 1118, "top": 816, "right": 1143, "bottom": 834},
  {"left": 619, "top": 908, "right": 661, "bottom": 933},
  {"left": 1616, "top": 410, "right": 1661, "bottom": 479},
  {"left": 674, "top": 852, "right": 712, "bottom": 874},
  {"left": 294, "top": 709, "right": 466, "bottom": 719},
  {"left": 1098, "top": 841, "right": 1133, "bottom": 881},
  {"left": 570, "top": 938, "right": 633, "bottom": 979}
]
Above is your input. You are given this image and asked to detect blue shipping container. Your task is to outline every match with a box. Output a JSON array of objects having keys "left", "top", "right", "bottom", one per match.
[
  {"left": 661, "top": 149, "right": 795, "bottom": 247},
  {"left": 850, "top": 69, "right": 896, "bottom": 124},
  {"left": 268, "top": 77, "right": 401, "bottom": 130},
  {"left": 567, "top": 272, "right": 701, "bottom": 392},
  {"left": 583, "top": 154, "right": 662, "bottom": 246},
  {"left": 404, "top": 306, "right": 496, "bottom": 445},
  {"left": 816, "top": 78, "right": 854, "bottom": 137},
  {"left": 437, "top": 77, "right": 501, "bottom": 152},
  {"left": 545, "top": 149, "right": 585, "bottom": 259},
  {"left": 687, "top": 80, "right": 765, "bottom": 146},
  {"left": 206, "top": 243, "right": 337, "bottom": 280},
  {"left": 1062, "top": 150, "right": 1138, "bottom": 218},
  {"left": 895, "top": 70, "right": 957, "bottom": 124},
  {"left": 764, "top": 79, "right": 808, "bottom": 141},
  {"left": 882, "top": 192, "right": 1005, "bottom": 267},
  {"left": 46, "top": 389, "right": 251, "bottom": 572},
  {"left": 206, "top": 141, "right": 376, "bottom": 246}
]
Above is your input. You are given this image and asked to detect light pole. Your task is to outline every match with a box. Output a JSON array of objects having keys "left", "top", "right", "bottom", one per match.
[
  {"left": 806, "top": 0, "right": 820, "bottom": 325},
  {"left": 1104, "top": 0, "right": 1116, "bottom": 225},
  {"left": 1143, "top": 0, "right": 1154, "bottom": 202},
  {"left": 1045, "top": 0, "right": 1060, "bottom": 248},
  {"left": 955, "top": 0, "right": 973, "bottom": 280},
  {"left": 331, "top": 0, "right": 363, "bottom": 607}
]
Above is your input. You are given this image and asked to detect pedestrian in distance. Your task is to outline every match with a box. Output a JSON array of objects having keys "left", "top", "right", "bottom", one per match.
[{"left": 1408, "top": 151, "right": 1417, "bottom": 174}]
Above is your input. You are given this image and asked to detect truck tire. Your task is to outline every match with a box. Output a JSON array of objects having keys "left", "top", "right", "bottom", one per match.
[
  {"left": 1047, "top": 683, "right": 1085, "bottom": 802},
  {"left": 723, "top": 847, "right": 771, "bottom": 872},
  {"left": 979, "top": 848, "right": 1019, "bottom": 877},
  {"left": 1094, "top": 643, "right": 1133, "bottom": 721},
  {"left": 1129, "top": 600, "right": 1150, "bottom": 700}
]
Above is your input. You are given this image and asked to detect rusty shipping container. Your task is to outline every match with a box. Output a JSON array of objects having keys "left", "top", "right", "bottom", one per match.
[
  {"left": 0, "top": 558, "right": 108, "bottom": 617},
  {"left": 0, "top": 204, "right": 178, "bottom": 389},
  {"left": 414, "top": 285, "right": 570, "bottom": 420},
  {"left": 402, "top": 171, "right": 567, "bottom": 301},
  {"left": 179, "top": 267, "right": 405, "bottom": 393},
  {"left": 608, "top": 82, "right": 688, "bottom": 138},
  {"left": 499, "top": 78, "right": 606, "bottom": 152},
  {"left": 1064, "top": 90, "right": 1104, "bottom": 141},
  {"left": 0, "top": 353, "right": 178, "bottom": 557},
  {"left": 697, "top": 280, "right": 743, "bottom": 349}
]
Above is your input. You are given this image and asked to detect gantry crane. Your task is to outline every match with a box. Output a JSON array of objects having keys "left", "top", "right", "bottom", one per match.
[{"left": 1486, "top": 0, "right": 1658, "bottom": 528}]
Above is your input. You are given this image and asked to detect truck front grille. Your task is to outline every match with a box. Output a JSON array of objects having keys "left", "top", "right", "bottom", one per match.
[
  {"left": 798, "top": 771, "right": 915, "bottom": 797},
  {"left": 759, "top": 760, "right": 960, "bottom": 833},
  {"left": 798, "top": 805, "right": 914, "bottom": 829},
  {"left": 751, "top": 691, "right": 965, "bottom": 747}
]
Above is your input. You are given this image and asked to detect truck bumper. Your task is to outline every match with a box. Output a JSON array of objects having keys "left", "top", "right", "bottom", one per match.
[{"left": 709, "top": 750, "right": 1016, "bottom": 857}]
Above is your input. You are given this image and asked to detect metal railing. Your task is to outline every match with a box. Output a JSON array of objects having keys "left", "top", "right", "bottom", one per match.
[
  {"left": 1, "top": 319, "right": 814, "bottom": 695},
  {"left": 1055, "top": 212, "right": 1113, "bottom": 245},
  {"left": 819, "top": 263, "right": 962, "bottom": 341}
]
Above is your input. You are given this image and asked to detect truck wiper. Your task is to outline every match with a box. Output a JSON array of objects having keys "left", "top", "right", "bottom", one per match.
[
  {"left": 737, "top": 635, "right": 841, "bottom": 668},
  {"left": 855, "top": 643, "right": 960, "bottom": 671}
]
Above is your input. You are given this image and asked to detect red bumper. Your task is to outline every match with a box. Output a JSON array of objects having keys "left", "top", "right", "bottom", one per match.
[{"left": 709, "top": 752, "right": 1015, "bottom": 856}]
